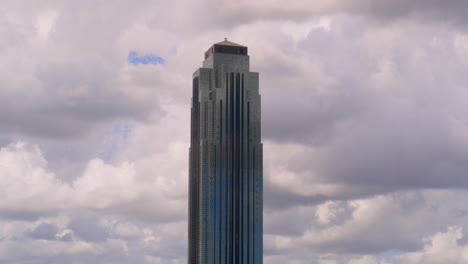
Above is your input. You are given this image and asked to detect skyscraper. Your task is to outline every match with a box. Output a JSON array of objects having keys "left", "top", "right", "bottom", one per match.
[{"left": 188, "top": 39, "right": 263, "bottom": 264}]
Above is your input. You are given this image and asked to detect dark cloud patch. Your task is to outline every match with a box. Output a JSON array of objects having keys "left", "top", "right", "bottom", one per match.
[
  {"left": 34, "top": 60, "right": 155, "bottom": 134},
  {"left": 0, "top": 57, "right": 159, "bottom": 140},
  {"left": 258, "top": 15, "right": 468, "bottom": 204},
  {"left": 264, "top": 205, "right": 317, "bottom": 237},
  {"left": 10, "top": 249, "right": 133, "bottom": 264},
  {"left": 309, "top": 237, "right": 423, "bottom": 255},
  {"left": 315, "top": 113, "right": 468, "bottom": 191},
  {"left": 261, "top": 18, "right": 374, "bottom": 145},
  {"left": 345, "top": 0, "right": 468, "bottom": 26},
  {"left": 0, "top": 209, "right": 56, "bottom": 221},
  {"left": 28, "top": 222, "right": 59, "bottom": 240},
  {"left": 0, "top": 1, "right": 165, "bottom": 141},
  {"left": 68, "top": 213, "right": 109, "bottom": 242},
  {"left": 215, "top": 0, "right": 468, "bottom": 29},
  {"left": 264, "top": 180, "right": 328, "bottom": 210},
  {"left": 262, "top": 80, "right": 368, "bottom": 146}
]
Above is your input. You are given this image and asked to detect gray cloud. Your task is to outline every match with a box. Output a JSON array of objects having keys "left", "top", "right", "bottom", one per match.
[
  {"left": 216, "top": 0, "right": 468, "bottom": 28},
  {"left": 258, "top": 15, "right": 468, "bottom": 206},
  {"left": 0, "top": 0, "right": 164, "bottom": 141},
  {"left": 28, "top": 222, "right": 59, "bottom": 240},
  {"left": 68, "top": 214, "right": 109, "bottom": 242},
  {"left": 2, "top": 1, "right": 468, "bottom": 263}
]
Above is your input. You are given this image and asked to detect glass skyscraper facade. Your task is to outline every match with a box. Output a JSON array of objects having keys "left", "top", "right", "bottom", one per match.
[{"left": 188, "top": 39, "right": 263, "bottom": 264}]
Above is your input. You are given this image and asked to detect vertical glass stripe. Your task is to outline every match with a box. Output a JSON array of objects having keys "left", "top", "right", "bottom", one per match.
[{"left": 190, "top": 54, "right": 262, "bottom": 264}]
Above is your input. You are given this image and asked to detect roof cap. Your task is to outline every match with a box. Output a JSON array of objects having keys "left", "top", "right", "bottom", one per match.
[{"left": 215, "top": 38, "right": 246, "bottom": 47}]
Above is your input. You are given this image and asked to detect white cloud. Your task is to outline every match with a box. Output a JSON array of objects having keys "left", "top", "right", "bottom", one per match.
[
  {"left": 0, "top": 142, "right": 71, "bottom": 217},
  {"left": 0, "top": 141, "right": 186, "bottom": 221},
  {"left": 394, "top": 227, "right": 468, "bottom": 264}
]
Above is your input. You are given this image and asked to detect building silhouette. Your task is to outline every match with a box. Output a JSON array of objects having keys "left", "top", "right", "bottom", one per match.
[{"left": 188, "top": 39, "right": 263, "bottom": 264}]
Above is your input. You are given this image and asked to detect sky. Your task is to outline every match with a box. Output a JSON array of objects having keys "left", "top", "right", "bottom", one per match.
[{"left": 1, "top": 0, "right": 468, "bottom": 263}]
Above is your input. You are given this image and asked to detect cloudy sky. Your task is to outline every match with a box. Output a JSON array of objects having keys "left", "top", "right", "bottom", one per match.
[{"left": 2, "top": 0, "right": 468, "bottom": 263}]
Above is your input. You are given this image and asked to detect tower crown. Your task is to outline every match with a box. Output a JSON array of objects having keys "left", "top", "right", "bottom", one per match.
[{"left": 204, "top": 38, "right": 248, "bottom": 59}]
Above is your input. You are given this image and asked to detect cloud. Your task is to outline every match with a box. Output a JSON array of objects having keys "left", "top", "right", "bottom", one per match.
[
  {"left": 0, "top": 141, "right": 185, "bottom": 222},
  {"left": 0, "top": 140, "right": 187, "bottom": 262},
  {"left": 28, "top": 222, "right": 60, "bottom": 240},
  {"left": 0, "top": 2, "right": 168, "bottom": 140},
  {"left": 2, "top": 1, "right": 468, "bottom": 263},
  {"left": 258, "top": 15, "right": 468, "bottom": 206},
  {"left": 0, "top": 142, "right": 72, "bottom": 220},
  {"left": 393, "top": 227, "right": 468, "bottom": 264},
  {"left": 264, "top": 190, "right": 468, "bottom": 263},
  {"left": 68, "top": 214, "right": 110, "bottom": 242},
  {"left": 216, "top": 0, "right": 468, "bottom": 27}
]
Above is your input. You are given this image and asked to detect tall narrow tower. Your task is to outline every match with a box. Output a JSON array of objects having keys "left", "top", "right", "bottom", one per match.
[{"left": 188, "top": 39, "right": 263, "bottom": 264}]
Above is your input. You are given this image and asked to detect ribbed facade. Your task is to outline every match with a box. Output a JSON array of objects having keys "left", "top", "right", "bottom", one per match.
[{"left": 188, "top": 40, "right": 263, "bottom": 264}]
